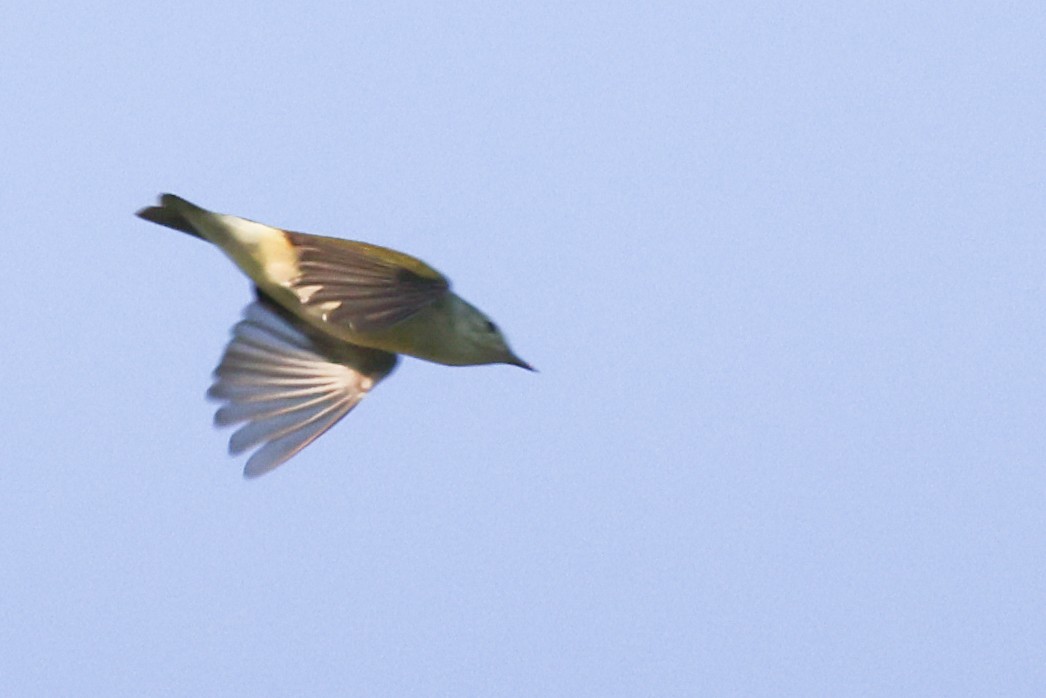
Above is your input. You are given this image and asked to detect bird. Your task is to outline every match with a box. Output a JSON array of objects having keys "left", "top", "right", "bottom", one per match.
[{"left": 135, "top": 194, "right": 531, "bottom": 478}]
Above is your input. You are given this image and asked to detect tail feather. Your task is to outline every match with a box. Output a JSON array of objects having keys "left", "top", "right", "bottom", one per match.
[{"left": 135, "top": 199, "right": 204, "bottom": 240}]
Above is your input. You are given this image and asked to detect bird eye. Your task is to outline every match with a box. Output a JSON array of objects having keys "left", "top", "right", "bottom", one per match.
[{"left": 485, "top": 320, "right": 498, "bottom": 333}]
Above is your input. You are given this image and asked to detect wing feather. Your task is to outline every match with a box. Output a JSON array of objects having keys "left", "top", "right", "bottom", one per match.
[
  {"left": 207, "top": 301, "right": 397, "bottom": 477},
  {"left": 284, "top": 233, "right": 449, "bottom": 332}
]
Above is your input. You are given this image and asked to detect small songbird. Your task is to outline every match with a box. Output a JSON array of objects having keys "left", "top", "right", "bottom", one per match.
[{"left": 136, "top": 194, "right": 531, "bottom": 478}]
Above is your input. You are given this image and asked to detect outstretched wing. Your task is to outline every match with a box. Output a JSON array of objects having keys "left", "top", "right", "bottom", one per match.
[
  {"left": 285, "top": 232, "right": 449, "bottom": 332},
  {"left": 207, "top": 301, "right": 398, "bottom": 477}
]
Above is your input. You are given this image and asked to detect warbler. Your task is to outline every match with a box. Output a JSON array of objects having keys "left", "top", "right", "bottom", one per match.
[{"left": 136, "top": 194, "right": 531, "bottom": 477}]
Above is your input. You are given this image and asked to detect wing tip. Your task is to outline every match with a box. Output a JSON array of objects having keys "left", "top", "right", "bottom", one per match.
[{"left": 242, "top": 460, "right": 281, "bottom": 479}]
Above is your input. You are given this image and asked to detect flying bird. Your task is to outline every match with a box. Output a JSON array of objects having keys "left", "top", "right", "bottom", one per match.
[{"left": 136, "top": 194, "right": 531, "bottom": 477}]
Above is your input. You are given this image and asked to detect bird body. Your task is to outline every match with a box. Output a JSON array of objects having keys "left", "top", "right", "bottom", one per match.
[{"left": 136, "top": 194, "right": 530, "bottom": 477}]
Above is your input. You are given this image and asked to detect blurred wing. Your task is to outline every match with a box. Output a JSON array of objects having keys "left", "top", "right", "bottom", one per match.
[
  {"left": 207, "top": 301, "right": 398, "bottom": 478},
  {"left": 285, "top": 232, "right": 449, "bottom": 332}
]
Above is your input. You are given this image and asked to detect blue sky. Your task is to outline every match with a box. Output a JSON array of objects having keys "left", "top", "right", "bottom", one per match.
[{"left": 2, "top": 2, "right": 1045, "bottom": 695}]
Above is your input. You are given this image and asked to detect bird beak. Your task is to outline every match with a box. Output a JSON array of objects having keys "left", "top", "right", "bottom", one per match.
[{"left": 507, "top": 354, "right": 536, "bottom": 372}]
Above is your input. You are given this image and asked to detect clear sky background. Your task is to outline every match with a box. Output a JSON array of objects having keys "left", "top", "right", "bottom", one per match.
[{"left": 2, "top": 2, "right": 1044, "bottom": 696}]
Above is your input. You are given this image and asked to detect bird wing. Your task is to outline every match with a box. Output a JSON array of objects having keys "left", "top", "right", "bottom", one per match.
[
  {"left": 284, "top": 232, "right": 450, "bottom": 332},
  {"left": 207, "top": 301, "right": 398, "bottom": 477}
]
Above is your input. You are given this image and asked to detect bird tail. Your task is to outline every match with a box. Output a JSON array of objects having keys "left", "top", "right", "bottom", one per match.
[{"left": 135, "top": 195, "right": 205, "bottom": 240}]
